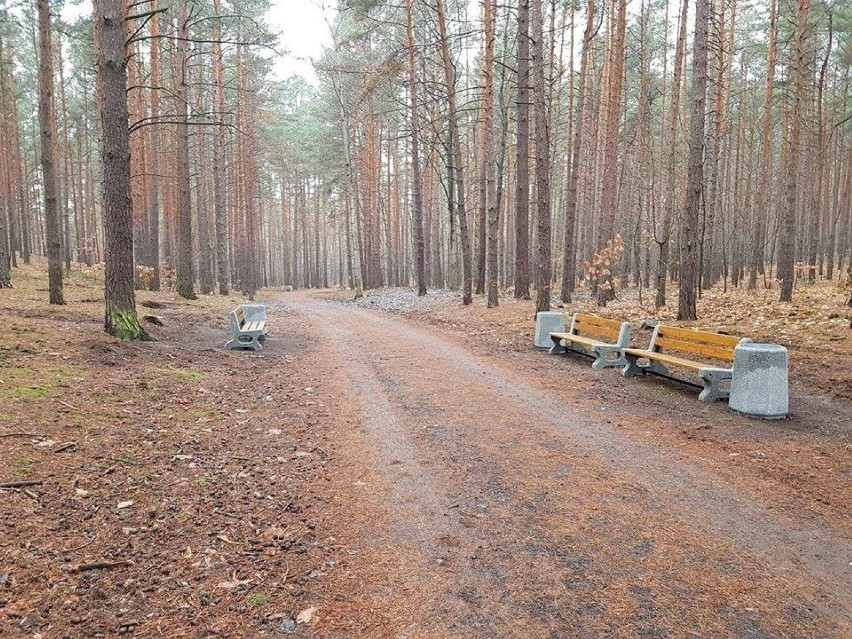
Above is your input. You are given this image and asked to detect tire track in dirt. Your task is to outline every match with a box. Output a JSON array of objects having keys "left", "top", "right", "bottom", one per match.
[
  {"left": 275, "top": 293, "right": 852, "bottom": 638},
  {"left": 285, "top": 309, "right": 524, "bottom": 637}
]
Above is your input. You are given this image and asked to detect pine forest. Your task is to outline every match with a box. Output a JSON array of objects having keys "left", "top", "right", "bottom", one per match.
[{"left": 0, "top": 0, "right": 849, "bottom": 332}]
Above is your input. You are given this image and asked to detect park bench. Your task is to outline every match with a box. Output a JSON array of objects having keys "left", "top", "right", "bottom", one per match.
[
  {"left": 621, "top": 324, "right": 751, "bottom": 402},
  {"left": 549, "top": 313, "right": 631, "bottom": 370},
  {"left": 224, "top": 305, "right": 267, "bottom": 352}
]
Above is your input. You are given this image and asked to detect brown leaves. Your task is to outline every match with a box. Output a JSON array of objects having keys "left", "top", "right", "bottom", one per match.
[{"left": 582, "top": 235, "right": 626, "bottom": 293}]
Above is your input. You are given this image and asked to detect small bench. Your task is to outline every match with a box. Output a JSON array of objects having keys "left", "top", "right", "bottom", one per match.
[
  {"left": 622, "top": 324, "right": 751, "bottom": 402},
  {"left": 224, "top": 305, "right": 267, "bottom": 351},
  {"left": 549, "top": 313, "right": 631, "bottom": 370}
]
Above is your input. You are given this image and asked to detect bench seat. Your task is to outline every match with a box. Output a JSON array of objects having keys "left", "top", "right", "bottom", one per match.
[
  {"left": 243, "top": 321, "right": 264, "bottom": 333},
  {"left": 622, "top": 348, "right": 707, "bottom": 371},
  {"left": 550, "top": 332, "right": 606, "bottom": 349}
]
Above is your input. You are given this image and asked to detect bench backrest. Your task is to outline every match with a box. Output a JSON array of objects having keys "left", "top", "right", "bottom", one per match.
[
  {"left": 242, "top": 303, "right": 267, "bottom": 324},
  {"left": 569, "top": 313, "right": 625, "bottom": 341},
  {"left": 229, "top": 307, "right": 246, "bottom": 334},
  {"left": 650, "top": 324, "right": 742, "bottom": 361}
]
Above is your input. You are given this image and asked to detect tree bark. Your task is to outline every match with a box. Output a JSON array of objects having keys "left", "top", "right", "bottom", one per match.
[
  {"left": 677, "top": 0, "right": 710, "bottom": 321},
  {"left": 484, "top": 0, "right": 498, "bottom": 307},
  {"left": 747, "top": 0, "right": 777, "bottom": 291},
  {"left": 434, "top": 0, "right": 472, "bottom": 304},
  {"left": 778, "top": 0, "right": 810, "bottom": 302},
  {"left": 38, "top": 0, "right": 64, "bottom": 305},
  {"left": 596, "top": 0, "right": 626, "bottom": 306},
  {"left": 406, "top": 0, "right": 426, "bottom": 296},
  {"left": 515, "top": 0, "right": 531, "bottom": 300},
  {"left": 562, "top": 0, "right": 596, "bottom": 303},
  {"left": 146, "top": 2, "right": 161, "bottom": 290},
  {"left": 175, "top": 4, "right": 196, "bottom": 300},
  {"left": 532, "top": 0, "right": 551, "bottom": 313},
  {"left": 95, "top": 0, "right": 148, "bottom": 339}
]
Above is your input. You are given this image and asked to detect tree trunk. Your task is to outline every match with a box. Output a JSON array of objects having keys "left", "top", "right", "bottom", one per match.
[
  {"left": 38, "top": 0, "right": 64, "bottom": 305},
  {"left": 406, "top": 0, "right": 426, "bottom": 296},
  {"left": 484, "top": 0, "right": 498, "bottom": 307},
  {"left": 146, "top": 2, "right": 161, "bottom": 290},
  {"left": 561, "top": 0, "right": 595, "bottom": 304},
  {"left": 95, "top": 0, "right": 148, "bottom": 339},
  {"left": 596, "top": 0, "right": 627, "bottom": 306},
  {"left": 434, "top": 0, "right": 472, "bottom": 304},
  {"left": 0, "top": 190, "right": 10, "bottom": 287},
  {"left": 778, "top": 0, "right": 810, "bottom": 302},
  {"left": 532, "top": 0, "right": 551, "bottom": 313},
  {"left": 515, "top": 0, "right": 531, "bottom": 300},
  {"left": 655, "top": 0, "right": 689, "bottom": 307},
  {"left": 175, "top": 5, "right": 196, "bottom": 300},
  {"left": 677, "top": 0, "right": 710, "bottom": 321},
  {"left": 212, "top": 0, "right": 229, "bottom": 295},
  {"left": 56, "top": 28, "right": 73, "bottom": 273},
  {"left": 748, "top": 0, "right": 777, "bottom": 291}
]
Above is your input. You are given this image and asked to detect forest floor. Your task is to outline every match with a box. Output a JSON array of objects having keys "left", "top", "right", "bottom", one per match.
[{"left": 1, "top": 261, "right": 850, "bottom": 638}]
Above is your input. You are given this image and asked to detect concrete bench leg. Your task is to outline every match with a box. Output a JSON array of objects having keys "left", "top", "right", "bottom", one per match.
[
  {"left": 698, "top": 368, "right": 731, "bottom": 402},
  {"left": 622, "top": 354, "right": 643, "bottom": 378},
  {"left": 549, "top": 335, "right": 568, "bottom": 354},
  {"left": 224, "top": 334, "right": 262, "bottom": 352},
  {"left": 647, "top": 360, "right": 670, "bottom": 376},
  {"left": 591, "top": 345, "right": 627, "bottom": 371},
  {"left": 623, "top": 355, "right": 669, "bottom": 378}
]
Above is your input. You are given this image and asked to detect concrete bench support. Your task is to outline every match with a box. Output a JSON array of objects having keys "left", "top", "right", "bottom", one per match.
[
  {"left": 534, "top": 312, "right": 565, "bottom": 348},
  {"left": 729, "top": 343, "right": 789, "bottom": 419}
]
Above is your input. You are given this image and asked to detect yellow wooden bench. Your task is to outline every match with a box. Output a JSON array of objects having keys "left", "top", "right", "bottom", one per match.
[
  {"left": 549, "top": 313, "right": 631, "bottom": 370},
  {"left": 622, "top": 324, "right": 751, "bottom": 401}
]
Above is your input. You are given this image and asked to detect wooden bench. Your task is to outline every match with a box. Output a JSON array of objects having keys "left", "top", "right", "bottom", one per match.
[
  {"left": 549, "top": 313, "right": 631, "bottom": 370},
  {"left": 621, "top": 324, "right": 751, "bottom": 402},
  {"left": 224, "top": 305, "right": 267, "bottom": 351}
]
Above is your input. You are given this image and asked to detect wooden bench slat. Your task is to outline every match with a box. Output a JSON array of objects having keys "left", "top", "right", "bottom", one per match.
[
  {"left": 550, "top": 332, "right": 603, "bottom": 347},
  {"left": 653, "top": 336, "right": 736, "bottom": 362},
  {"left": 573, "top": 315, "right": 621, "bottom": 333},
  {"left": 572, "top": 327, "right": 620, "bottom": 339},
  {"left": 656, "top": 325, "right": 740, "bottom": 348},
  {"left": 574, "top": 314, "right": 622, "bottom": 329},
  {"left": 623, "top": 348, "right": 707, "bottom": 371}
]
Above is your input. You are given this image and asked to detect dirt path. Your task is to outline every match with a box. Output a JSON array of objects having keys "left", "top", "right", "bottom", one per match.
[
  {"left": 270, "top": 291, "right": 851, "bottom": 638},
  {"left": 2, "top": 267, "right": 848, "bottom": 639}
]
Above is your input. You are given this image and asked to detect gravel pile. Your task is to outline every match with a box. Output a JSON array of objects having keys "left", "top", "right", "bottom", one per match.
[{"left": 335, "top": 287, "right": 460, "bottom": 312}]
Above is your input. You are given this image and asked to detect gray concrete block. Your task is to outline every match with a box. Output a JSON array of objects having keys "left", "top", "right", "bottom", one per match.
[
  {"left": 242, "top": 303, "right": 269, "bottom": 338},
  {"left": 729, "top": 342, "right": 789, "bottom": 419},
  {"left": 534, "top": 312, "right": 565, "bottom": 348}
]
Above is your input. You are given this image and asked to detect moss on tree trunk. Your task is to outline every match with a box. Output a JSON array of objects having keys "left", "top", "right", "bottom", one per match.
[{"left": 105, "top": 309, "right": 150, "bottom": 341}]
